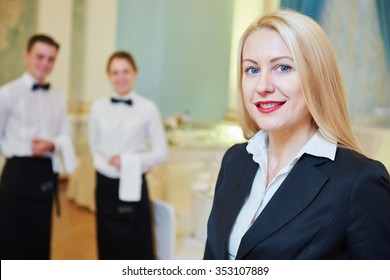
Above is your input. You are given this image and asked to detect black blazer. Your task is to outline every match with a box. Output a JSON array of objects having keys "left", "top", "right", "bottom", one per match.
[{"left": 204, "top": 143, "right": 390, "bottom": 259}]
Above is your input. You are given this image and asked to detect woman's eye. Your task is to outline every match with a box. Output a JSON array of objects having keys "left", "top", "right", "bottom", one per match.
[
  {"left": 277, "top": 65, "right": 292, "bottom": 73},
  {"left": 245, "top": 67, "right": 259, "bottom": 75}
]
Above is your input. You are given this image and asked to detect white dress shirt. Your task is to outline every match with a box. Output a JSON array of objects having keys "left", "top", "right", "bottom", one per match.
[
  {"left": 88, "top": 90, "right": 168, "bottom": 179},
  {"left": 0, "top": 73, "right": 76, "bottom": 173},
  {"left": 228, "top": 129, "right": 337, "bottom": 259}
]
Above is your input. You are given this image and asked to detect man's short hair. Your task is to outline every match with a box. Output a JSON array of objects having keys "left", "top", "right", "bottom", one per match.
[{"left": 26, "top": 34, "right": 60, "bottom": 52}]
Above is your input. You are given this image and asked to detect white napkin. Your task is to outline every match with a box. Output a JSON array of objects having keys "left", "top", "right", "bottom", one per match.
[
  {"left": 60, "top": 137, "right": 77, "bottom": 173},
  {"left": 53, "top": 136, "right": 77, "bottom": 174},
  {"left": 119, "top": 154, "right": 142, "bottom": 202}
]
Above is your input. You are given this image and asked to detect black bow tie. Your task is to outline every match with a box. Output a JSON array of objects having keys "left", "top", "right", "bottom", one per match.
[
  {"left": 32, "top": 83, "right": 50, "bottom": 91},
  {"left": 111, "top": 98, "right": 132, "bottom": 106}
]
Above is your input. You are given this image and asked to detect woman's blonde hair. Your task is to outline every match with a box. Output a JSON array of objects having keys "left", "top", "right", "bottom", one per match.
[{"left": 237, "top": 9, "right": 363, "bottom": 153}]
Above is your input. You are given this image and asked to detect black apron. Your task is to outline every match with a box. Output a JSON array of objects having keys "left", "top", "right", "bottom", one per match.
[
  {"left": 95, "top": 171, "right": 154, "bottom": 260},
  {"left": 0, "top": 157, "right": 58, "bottom": 260}
]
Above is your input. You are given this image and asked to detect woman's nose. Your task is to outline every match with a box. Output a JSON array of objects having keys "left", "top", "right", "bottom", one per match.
[{"left": 255, "top": 72, "right": 275, "bottom": 96}]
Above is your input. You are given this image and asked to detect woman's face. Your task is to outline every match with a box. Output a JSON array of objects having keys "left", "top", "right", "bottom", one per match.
[
  {"left": 241, "top": 27, "right": 312, "bottom": 135},
  {"left": 108, "top": 58, "right": 137, "bottom": 96}
]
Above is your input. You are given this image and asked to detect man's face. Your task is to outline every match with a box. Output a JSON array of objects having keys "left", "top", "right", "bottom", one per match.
[{"left": 24, "top": 42, "right": 58, "bottom": 82}]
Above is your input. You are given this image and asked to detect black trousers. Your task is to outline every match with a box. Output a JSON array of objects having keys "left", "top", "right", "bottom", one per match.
[
  {"left": 0, "top": 157, "right": 57, "bottom": 260},
  {"left": 95, "top": 172, "right": 154, "bottom": 260}
]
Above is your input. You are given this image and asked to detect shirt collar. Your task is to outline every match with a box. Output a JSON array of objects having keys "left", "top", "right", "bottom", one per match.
[
  {"left": 22, "top": 72, "right": 38, "bottom": 89},
  {"left": 247, "top": 129, "right": 337, "bottom": 166},
  {"left": 246, "top": 130, "right": 268, "bottom": 166},
  {"left": 299, "top": 129, "right": 337, "bottom": 161},
  {"left": 111, "top": 90, "right": 136, "bottom": 100}
]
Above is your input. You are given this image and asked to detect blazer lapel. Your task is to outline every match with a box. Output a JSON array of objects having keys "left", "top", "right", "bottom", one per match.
[
  {"left": 215, "top": 155, "right": 258, "bottom": 259},
  {"left": 236, "top": 155, "right": 329, "bottom": 259}
]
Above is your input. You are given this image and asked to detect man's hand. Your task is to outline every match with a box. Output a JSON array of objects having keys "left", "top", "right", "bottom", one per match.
[
  {"left": 31, "top": 139, "right": 55, "bottom": 156},
  {"left": 108, "top": 154, "right": 121, "bottom": 170}
]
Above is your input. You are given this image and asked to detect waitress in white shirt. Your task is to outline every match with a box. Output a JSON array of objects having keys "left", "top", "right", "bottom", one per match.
[{"left": 89, "top": 51, "right": 168, "bottom": 260}]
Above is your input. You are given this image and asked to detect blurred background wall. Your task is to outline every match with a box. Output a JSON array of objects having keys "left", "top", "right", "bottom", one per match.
[{"left": 116, "top": 0, "right": 233, "bottom": 122}]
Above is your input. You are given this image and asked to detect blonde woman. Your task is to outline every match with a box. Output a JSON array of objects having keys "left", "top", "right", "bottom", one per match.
[{"left": 204, "top": 10, "right": 390, "bottom": 260}]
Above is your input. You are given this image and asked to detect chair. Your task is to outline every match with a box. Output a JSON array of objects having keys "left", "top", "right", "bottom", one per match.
[
  {"left": 152, "top": 200, "right": 175, "bottom": 260},
  {"left": 152, "top": 199, "right": 205, "bottom": 260}
]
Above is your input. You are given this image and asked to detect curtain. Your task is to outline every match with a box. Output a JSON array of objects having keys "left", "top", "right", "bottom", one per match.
[
  {"left": 319, "top": 0, "right": 390, "bottom": 127},
  {"left": 280, "top": 0, "right": 324, "bottom": 22},
  {"left": 376, "top": 0, "right": 390, "bottom": 70}
]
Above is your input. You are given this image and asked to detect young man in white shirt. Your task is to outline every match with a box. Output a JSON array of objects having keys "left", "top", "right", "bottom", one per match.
[{"left": 0, "top": 34, "right": 75, "bottom": 259}]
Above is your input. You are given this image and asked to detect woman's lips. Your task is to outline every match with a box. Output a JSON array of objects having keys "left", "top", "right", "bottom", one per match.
[{"left": 255, "top": 101, "right": 286, "bottom": 113}]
